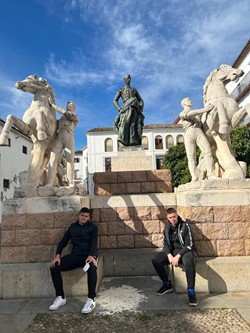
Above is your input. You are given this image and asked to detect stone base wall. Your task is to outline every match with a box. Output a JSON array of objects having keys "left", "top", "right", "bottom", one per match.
[
  {"left": 0, "top": 193, "right": 176, "bottom": 263},
  {"left": 177, "top": 206, "right": 250, "bottom": 257},
  {"left": 93, "top": 170, "right": 172, "bottom": 195},
  {"left": 0, "top": 195, "right": 90, "bottom": 263},
  {"left": 92, "top": 199, "right": 250, "bottom": 256},
  {"left": 1, "top": 200, "right": 250, "bottom": 263},
  {"left": 1, "top": 211, "right": 79, "bottom": 263},
  {"left": 1, "top": 184, "right": 250, "bottom": 263},
  {"left": 92, "top": 200, "right": 171, "bottom": 250}
]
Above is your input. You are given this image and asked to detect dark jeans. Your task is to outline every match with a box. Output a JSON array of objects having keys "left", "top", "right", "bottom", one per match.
[
  {"left": 151, "top": 250, "right": 196, "bottom": 289},
  {"left": 50, "top": 254, "right": 97, "bottom": 300}
]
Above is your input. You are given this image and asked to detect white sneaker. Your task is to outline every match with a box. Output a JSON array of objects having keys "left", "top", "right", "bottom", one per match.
[
  {"left": 81, "top": 298, "right": 95, "bottom": 314},
  {"left": 49, "top": 296, "right": 66, "bottom": 311}
]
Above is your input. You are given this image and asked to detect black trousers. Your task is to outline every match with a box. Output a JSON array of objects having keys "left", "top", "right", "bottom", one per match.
[
  {"left": 151, "top": 250, "right": 196, "bottom": 289},
  {"left": 50, "top": 254, "right": 97, "bottom": 300}
]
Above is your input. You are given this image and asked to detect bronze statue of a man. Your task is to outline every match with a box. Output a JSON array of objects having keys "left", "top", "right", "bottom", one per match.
[{"left": 113, "top": 74, "right": 144, "bottom": 146}]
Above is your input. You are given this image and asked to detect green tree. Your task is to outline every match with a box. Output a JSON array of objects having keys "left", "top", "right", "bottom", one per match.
[
  {"left": 231, "top": 126, "right": 250, "bottom": 177},
  {"left": 163, "top": 143, "right": 191, "bottom": 187},
  {"left": 163, "top": 125, "right": 250, "bottom": 186}
]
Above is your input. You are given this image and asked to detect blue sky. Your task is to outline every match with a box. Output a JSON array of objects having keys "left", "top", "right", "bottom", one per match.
[{"left": 0, "top": 0, "right": 249, "bottom": 150}]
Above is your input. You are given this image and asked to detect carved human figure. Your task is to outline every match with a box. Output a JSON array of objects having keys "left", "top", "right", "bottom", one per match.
[
  {"left": 180, "top": 97, "right": 217, "bottom": 182},
  {"left": 113, "top": 74, "right": 144, "bottom": 146},
  {"left": 47, "top": 101, "right": 78, "bottom": 187},
  {"left": 56, "top": 154, "right": 68, "bottom": 186}
]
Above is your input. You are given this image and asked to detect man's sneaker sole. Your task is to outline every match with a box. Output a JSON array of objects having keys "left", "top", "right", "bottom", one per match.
[
  {"left": 81, "top": 304, "right": 95, "bottom": 314},
  {"left": 189, "top": 301, "right": 198, "bottom": 306},
  {"left": 81, "top": 300, "right": 96, "bottom": 314},
  {"left": 49, "top": 298, "right": 66, "bottom": 311},
  {"left": 156, "top": 288, "right": 174, "bottom": 295}
]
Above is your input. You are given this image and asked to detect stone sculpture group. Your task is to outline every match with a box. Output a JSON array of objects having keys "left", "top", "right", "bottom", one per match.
[
  {"left": 0, "top": 74, "right": 77, "bottom": 196},
  {"left": 0, "top": 65, "right": 250, "bottom": 197},
  {"left": 180, "top": 64, "right": 250, "bottom": 181}
]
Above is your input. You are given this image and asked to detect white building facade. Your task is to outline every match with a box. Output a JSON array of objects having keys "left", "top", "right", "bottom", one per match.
[
  {"left": 0, "top": 119, "right": 32, "bottom": 223},
  {"left": 227, "top": 39, "right": 250, "bottom": 116}
]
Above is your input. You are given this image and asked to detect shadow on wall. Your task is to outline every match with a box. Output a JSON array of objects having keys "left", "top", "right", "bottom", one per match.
[
  {"left": 189, "top": 222, "right": 228, "bottom": 293},
  {"left": 92, "top": 194, "right": 174, "bottom": 251},
  {"left": 91, "top": 169, "right": 176, "bottom": 251}
]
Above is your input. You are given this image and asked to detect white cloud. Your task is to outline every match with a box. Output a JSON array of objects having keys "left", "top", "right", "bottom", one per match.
[
  {"left": 44, "top": 53, "right": 105, "bottom": 86},
  {"left": 1, "top": 0, "right": 249, "bottom": 148},
  {"left": 41, "top": 0, "right": 250, "bottom": 131}
]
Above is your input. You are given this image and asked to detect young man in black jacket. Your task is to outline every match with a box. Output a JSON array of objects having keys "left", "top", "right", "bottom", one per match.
[
  {"left": 49, "top": 207, "right": 98, "bottom": 313},
  {"left": 151, "top": 207, "right": 197, "bottom": 306}
]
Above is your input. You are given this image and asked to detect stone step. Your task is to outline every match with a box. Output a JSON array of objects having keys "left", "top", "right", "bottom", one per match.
[
  {"left": 101, "top": 249, "right": 250, "bottom": 293},
  {"left": 0, "top": 255, "right": 104, "bottom": 299},
  {"left": 1, "top": 250, "right": 249, "bottom": 298}
]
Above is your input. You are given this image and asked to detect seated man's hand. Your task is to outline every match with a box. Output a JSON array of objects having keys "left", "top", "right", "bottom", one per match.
[
  {"left": 171, "top": 254, "right": 181, "bottom": 267},
  {"left": 167, "top": 253, "right": 174, "bottom": 264},
  {"left": 50, "top": 254, "right": 61, "bottom": 268},
  {"left": 86, "top": 255, "right": 97, "bottom": 267}
]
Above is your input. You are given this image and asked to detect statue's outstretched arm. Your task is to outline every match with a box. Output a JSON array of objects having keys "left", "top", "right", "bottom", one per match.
[
  {"left": 48, "top": 98, "right": 66, "bottom": 115},
  {"left": 186, "top": 104, "right": 213, "bottom": 117}
]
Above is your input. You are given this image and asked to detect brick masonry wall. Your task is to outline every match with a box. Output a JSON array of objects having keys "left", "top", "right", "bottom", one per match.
[
  {"left": 0, "top": 212, "right": 78, "bottom": 263},
  {"left": 92, "top": 205, "right": 168, "bottom": 250},
  {"left": 178, "top": 206, "right": 250, "bottom": 257},
  {"left": 1, "top": 204, "right": 249, "bottom": 263},
  {"left": 93, "top": 170, "right": 173, "bottom": 195}
]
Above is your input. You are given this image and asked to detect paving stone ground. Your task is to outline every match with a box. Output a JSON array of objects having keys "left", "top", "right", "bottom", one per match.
[
  {"left": 1, "top": 277, "right": 250, "bottom": 333},
  {"left": 24, "top": 309, "right": 250, "bottom": 333}
]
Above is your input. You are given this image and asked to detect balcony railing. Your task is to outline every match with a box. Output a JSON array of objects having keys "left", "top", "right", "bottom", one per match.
[{"left": 230, "top": 70, "right": 250, "bottom": 101}]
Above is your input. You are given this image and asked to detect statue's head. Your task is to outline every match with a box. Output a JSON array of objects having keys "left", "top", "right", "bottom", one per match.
[
  {"left": 66, "top": 101, "right": 76, "bottom": 112},
  {"left": 124, "top": 74, "right": 131, "bottom": 84},
  {"left": 181, "top": 97, "right": 192, "bottom": 108}
]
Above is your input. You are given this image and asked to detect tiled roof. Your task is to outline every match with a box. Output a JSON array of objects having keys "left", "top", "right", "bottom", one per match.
[
  {"left": 232, "top": 39, "right": 250, "bottom": 68},
  {"left": 87, "top": 123, "right": 183, "bottom": 133}
]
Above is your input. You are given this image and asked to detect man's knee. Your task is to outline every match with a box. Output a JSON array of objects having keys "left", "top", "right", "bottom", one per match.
[
  {"left": 151, "top": 252, "right": 160, "bottom": 264},
  {"left": 50, "top": 262, "right": 61, "bottom": 272},
  {"left": 152, "top": 251, "right": 166, "bottom": 265},
  {"left": 182, "top": 252, "right": 195, "bottom": 265},
  {"left": 151, "top": 256, "right": 157, "bottom": 265},
  {"left": 88, "top": 263, "right": 97, "bottom": 273}
]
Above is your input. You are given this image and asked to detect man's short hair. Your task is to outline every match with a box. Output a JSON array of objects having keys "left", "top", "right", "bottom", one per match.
[
  {"left": 166, "top": 207, "right": 177, "bottom": 215},
  {"left": 79, "top": 207, "right": 92, "bottom": 216}
]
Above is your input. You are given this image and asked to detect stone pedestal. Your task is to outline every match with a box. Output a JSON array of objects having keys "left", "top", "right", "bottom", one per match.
[
  {"left": 176, "top": 178, "right": 250, "bottom": 207},
  {"left": 176, "top": 179, "right": 250, "bottom": 257},
  {"left": 1, "top": 195, "right": 90, "bottom": 264},
  {"left": 0, "top": 195, "right": 99, "bottom": 298},
  {"left": 111, "top": 146, "right": 153, "bottom": 171}
]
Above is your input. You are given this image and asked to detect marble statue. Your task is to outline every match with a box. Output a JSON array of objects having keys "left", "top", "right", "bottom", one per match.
[
  {"left": 113, "top": 74, "right": 144, "bottom": 146},
  {"left": 182, "top": 64, "right": 250, "bottom": 181},
  {"left": 180, "top": 97, "right": 217, "bottom": 182},
  {"left": 47, "top": 100, "right": 78, "bottom": 187},
  {"left": 0, "top": 75, "right": 57, "bottom": 190}
]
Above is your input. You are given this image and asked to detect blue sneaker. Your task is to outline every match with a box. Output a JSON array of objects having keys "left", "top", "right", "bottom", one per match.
[{"left": 188, "top": 288, "right": 198, "bottom": 306}]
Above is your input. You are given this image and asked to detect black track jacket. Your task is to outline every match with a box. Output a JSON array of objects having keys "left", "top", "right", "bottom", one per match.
[{"left": 56, "top": 220, "right": 98, "bottom": 258}]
